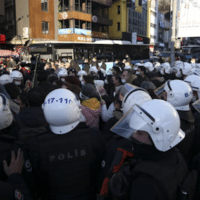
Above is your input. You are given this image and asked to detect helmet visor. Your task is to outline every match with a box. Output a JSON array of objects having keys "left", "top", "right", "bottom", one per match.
[
  {"left": 154, "top": 83, "right": 167, "bottom": 100},
  {"left": 118, "top": 83, "right": 138, "bottom": 101},
  {"left": 111, "top": 105, "right": 155, "bottom": 142},
  {"left": 193, "top": 99, "right": 200, "bottom": 113}
]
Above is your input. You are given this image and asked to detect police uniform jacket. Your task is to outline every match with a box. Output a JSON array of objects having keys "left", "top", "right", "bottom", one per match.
[
  {"left": 176, "top": 110, "right": 195, "bottom": 164},
  {"left": 26, "top": 122, "right": 105, "bottom": 200},
  {"left": 101, "top": 138, "right": 188, "bottom": 200}
]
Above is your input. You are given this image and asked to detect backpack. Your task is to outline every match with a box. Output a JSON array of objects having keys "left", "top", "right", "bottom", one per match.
[{"left": 98, "top": 149, "right": 198, "bottom": 200}]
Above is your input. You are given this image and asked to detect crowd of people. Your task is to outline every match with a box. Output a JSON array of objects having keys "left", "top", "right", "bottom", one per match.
[{"left": 0, "top": 54, "right": 200, "bottom": 200}]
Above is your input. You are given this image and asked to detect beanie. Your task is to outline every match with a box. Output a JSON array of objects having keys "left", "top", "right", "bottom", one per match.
[{"left": 81, "top": 84, "right": 98, "bottom": 99}]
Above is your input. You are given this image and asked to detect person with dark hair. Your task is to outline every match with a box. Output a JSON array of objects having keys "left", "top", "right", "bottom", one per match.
[
  {"left": 4, "top": 83, "right": 20, "bottom": 100},
  {"left": 83, "top": 58, "right": 90, "bottom": 74},
  {"left": 112, "top": 65, "right": 122, "bottom": 75},
  {"left": 52, "top": 80, "right": 63, "bottom": 88},
  {"left": 83, "top": 75, "right": 96, "bottom": 85},
  {"left": 37, "top": 70, "right": 52, "bottom": 93},
  {"left": 112, "top": 74, "right": 123, "bottom": 97},
  {"left": 68, "top": 68, "right": 77, "bottom": 76},
  {"left": 15, "top": 92, "right": 28, "bottom": 112},
  {"left": 27, "top": 87, "right": 46, "bottom": 107},
  {"left": 47, "top": 74, "right": 58, "bottom": 84},
  {"left": 14, "top": 87, "right": 47, "bottom": 142},
  {"left": 69, "top": 60, "right": 80, "bottom": 73},
  {"left": 147, "top": 72, "right": 165, "bottom": 88},
  {"left": 136, "top": 66, "right": 153, "bottom": 87},
  {"left": 68, "top": 84, "right": 81, "bottom": 97},
  {"left": 121, "top": 69, "right": 138, "bottom": 84}
]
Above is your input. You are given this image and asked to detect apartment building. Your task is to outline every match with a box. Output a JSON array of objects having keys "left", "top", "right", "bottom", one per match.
[{"left": 0, "top": 0, "right": 113, "bottom": 44}]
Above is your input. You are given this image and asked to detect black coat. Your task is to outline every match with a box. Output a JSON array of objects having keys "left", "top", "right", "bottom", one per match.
[{"left": 26, "top": 122, "right": 105, "bottom": 200}]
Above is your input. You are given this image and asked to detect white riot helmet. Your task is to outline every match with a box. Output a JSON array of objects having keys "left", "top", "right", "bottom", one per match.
[
  {"left": 173, "top": 67, "right": 182, "bottom": 78},
  {"left": 144, "top": 62, "right": 154, "bottom": 72},
  {"left": 194, "top": 69, "right": 200, "bottom": 76},
  {"left": 77, "top": 70, "right": 87, "bottom": 82},
  {"left": 182, "top": 62, "right": 192, "bottom": 76},
  {"left": 191, "top": 79, "right": 200, "bottom": 99},
  {"left": 0, "top": 93, "right": 13, "bottom": 130},
  {"left": 184, "top": 75, "right": 200, "bottom": 86},
  {"left": 77, "top": 70, "right": 87, "bottom": 77},
  {"left": 42, "top": 88, "right": 81, "bottom": 134},
  {"left": 164, "top": 80, "right": 193, "bottom": 111},
  {"left": 111, "top": 99, "right": 185, "bottom": 152},
  {"left": 119, "top": 83, "right": 152, "bottom": 115},
  {"left": 10, "top": 70, "right": 23, "bottom": 85},
  {"left": 173, "top": 60, "right": 183, "bottom": 68},
  {"left": 58, "top": 68, "right": 68, "bottom": 82},
  {"left": 154, "top": 62, "right": 160, "bottom": 69},
  {"left": 0, "top": 74, "right": 12, "bottom": 85},
  {"left": 133, "top": 63, "right": 142, "bottom": 70},
  {"left": 160, "top": 67, "right": 165, "bottom": 75},
  {"left": 162, "top": 62, "right": 171, "bottom": 74},
  {"left": 196, "top": 64, "right": 200, "bottom": 69}
]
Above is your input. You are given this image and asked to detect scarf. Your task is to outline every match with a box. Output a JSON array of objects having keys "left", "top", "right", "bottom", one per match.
[{"left": 82, "top": 98, "right": 100, "bottom": 110}]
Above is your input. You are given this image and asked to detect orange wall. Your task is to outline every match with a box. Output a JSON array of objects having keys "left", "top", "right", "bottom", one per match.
[
  {"left": 29, "top": 0, "right": 55, "bottom": 39},
  {"left": 58, "top": 11, "right": 92, "bottom": 22},
  {"left": 58, "top": 34, "right": 92, "bottom": 42}
]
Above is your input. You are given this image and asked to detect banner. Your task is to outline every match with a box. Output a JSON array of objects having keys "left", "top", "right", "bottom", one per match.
[
  {"left": 177, "top": 0, "right": 200, "bottom": 37},
  {"left": 58, "top": 28, "right": 91, "bottom": 36}
]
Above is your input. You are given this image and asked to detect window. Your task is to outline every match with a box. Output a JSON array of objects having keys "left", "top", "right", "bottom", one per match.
[
  {"left": 150, "top": 35, "right": 156, "bottom": 39},
  {"left": 42, "top": 22, "right": 49, "bottom": 34},
  {"left": 139, "top": 0, "right": 142, "bottom": 6},
  {"left": 41, "top": 0, "right": 48, "bottom": 11},
  {"left": 117, "top": 5, "right": 120, "bottom": 15},
  {"left": 150, "top": 23, "right": 156, "bottom": 28},
  {"left": 58, "top": 0, "right": 69, "bottom": 12},
  {"left": 59, "top": 20, "right": 69, "bottom": 29},
  {"left": 75, "top": 0, "right": 79, "bottom": 11},
  {"left": 117, "top": 22, "right": 120, "bottom": 31},
  {"left": 87, "top": 22, "right": 91, "bottom": 30}
]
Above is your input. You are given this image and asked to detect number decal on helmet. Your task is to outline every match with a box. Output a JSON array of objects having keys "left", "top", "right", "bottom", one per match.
[{"left": 44, "top": 98, "right": 72, "bottom": 105}]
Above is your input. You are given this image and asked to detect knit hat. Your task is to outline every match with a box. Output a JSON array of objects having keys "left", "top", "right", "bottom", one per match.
[
  {"left": 65, "top": 76, "right": 80, "bottom": 86},
  {"left": 80, "top": 84, "right": 98, "bottom": 99}
]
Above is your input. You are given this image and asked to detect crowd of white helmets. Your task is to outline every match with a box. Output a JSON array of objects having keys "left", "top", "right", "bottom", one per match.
[{"left": 1, "top": 60, "right": 200, "bottom": 93}]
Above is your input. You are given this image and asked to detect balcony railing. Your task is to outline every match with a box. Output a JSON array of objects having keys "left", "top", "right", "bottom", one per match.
[{"left": 58, "top": 5, "right": 91, "bottom": 14}]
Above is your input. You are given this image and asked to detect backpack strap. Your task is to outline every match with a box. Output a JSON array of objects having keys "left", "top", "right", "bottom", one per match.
[{"left": 98, "top": 148, "right": 134, "bottom": 199}]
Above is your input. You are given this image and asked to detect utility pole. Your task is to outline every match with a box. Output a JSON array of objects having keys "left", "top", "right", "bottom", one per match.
[{"left": 170, "top": 0, "right": 177, "bottom": 67}]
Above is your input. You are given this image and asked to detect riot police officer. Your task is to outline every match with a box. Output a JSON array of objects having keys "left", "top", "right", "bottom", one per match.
[
  {"left": 26, "top": 88, "right": 105, "bottom": 200},
  {"left": 99, "top": 100, "right": 193, "bottom": 200},
  {"left": 158, "top": 80, "right": 195, "bottom": 165}
]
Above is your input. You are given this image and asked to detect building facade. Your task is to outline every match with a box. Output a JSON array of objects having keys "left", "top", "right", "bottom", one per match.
[
  {"left": 109, "top": 0, "right": 150, "bottom": 44},
  {"left": 149, "top": 0, "right": 158, "bottom": 47},
  {"left": 0, "top": 0, "right": 113, "bottom": 45},
  {"left": 0, "top": 0, "right": 16, "bottom": 41}
]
